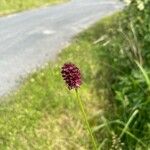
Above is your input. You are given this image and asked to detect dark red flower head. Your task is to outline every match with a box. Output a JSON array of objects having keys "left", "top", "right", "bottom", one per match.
[{"left": 61, "top": 63, "right": 82, "bottom": 90}]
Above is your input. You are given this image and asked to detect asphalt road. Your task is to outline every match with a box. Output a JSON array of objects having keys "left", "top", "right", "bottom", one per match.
[{"left": 0, "top": 0, "right": 123, "bottom": 96}]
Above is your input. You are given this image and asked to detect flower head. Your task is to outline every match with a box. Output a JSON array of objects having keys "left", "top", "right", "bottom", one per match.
[{"left": 61, "top": 63, "right": 82, "bottom": 90}]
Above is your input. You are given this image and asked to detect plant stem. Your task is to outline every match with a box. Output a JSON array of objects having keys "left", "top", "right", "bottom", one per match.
[
  {"left": 119, "top": 109, "right": 139, "bottom": 139},
  {"left": 75, "top": 89, "right": 97, "bottom": 150}
]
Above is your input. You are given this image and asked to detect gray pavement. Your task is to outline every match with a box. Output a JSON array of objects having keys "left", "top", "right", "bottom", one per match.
[{"left": 0, "top": 0, "right": 124, "bottom": 96}]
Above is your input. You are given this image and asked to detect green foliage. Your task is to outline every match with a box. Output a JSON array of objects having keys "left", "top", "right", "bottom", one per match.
[
  {"left": 92, "top": 2, "right": 150, "bottom": 149},
  {"left": 0, "top": 3, "right": 149, "bottom": 149},
  {"left": 123, "top": 0, "right": 150, "bottom": 64}
]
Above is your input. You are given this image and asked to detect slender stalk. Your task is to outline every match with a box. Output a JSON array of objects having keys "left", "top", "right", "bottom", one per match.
[
  {"left": 119, "top": 109, "right": 139, "bottom": 139},
  {"left": 75, "top": 89, "right": 97, "bottom": 150}
]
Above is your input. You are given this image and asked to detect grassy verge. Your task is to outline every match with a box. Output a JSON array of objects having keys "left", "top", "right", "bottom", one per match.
[
  {"left": 0, "top": 0, "right": 68, "bottom": 16},
  {"left": 0, "top": 9, "right": 125, "bottom": 148},
  {"left": 0, "top": 12, "right": 118, "bottom": 149},
  {"left": 0, "top": 10, "right": 149, "bottom": 149}
]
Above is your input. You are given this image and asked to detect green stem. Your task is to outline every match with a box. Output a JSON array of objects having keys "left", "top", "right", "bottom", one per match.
[
  {"left": 119, "top": 109, "right": 139, "bottom": 139},
  {"left": 75, "top": 89, "right": 97, "bottom": 150}
]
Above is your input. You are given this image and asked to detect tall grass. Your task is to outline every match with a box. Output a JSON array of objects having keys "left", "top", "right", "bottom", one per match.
[{"left": 92, "top": 11, "right": 150, "bottom": 149}]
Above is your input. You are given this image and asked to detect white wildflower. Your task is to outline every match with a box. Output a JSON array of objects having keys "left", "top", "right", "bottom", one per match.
[
  {"left": 124, "top": 0, "right": 132, "bottom": 5},
  {"left": 137, "top": 0, "right": 145, "bottom": 10}
]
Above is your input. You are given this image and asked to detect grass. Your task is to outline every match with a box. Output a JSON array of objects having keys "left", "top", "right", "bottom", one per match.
[
  {"left": 0, "top": 9, "right": 150, "bottom": 149},
  {"left": 0, "top": 11, "right": 117, "bottom": 149},
  {"left": 0, "top": 0, "right": 68, "bottom": 16}
]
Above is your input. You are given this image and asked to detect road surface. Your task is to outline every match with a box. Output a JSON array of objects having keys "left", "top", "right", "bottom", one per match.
[{"left": 0, "top": 0, "right": 123, "bottom": 96}]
